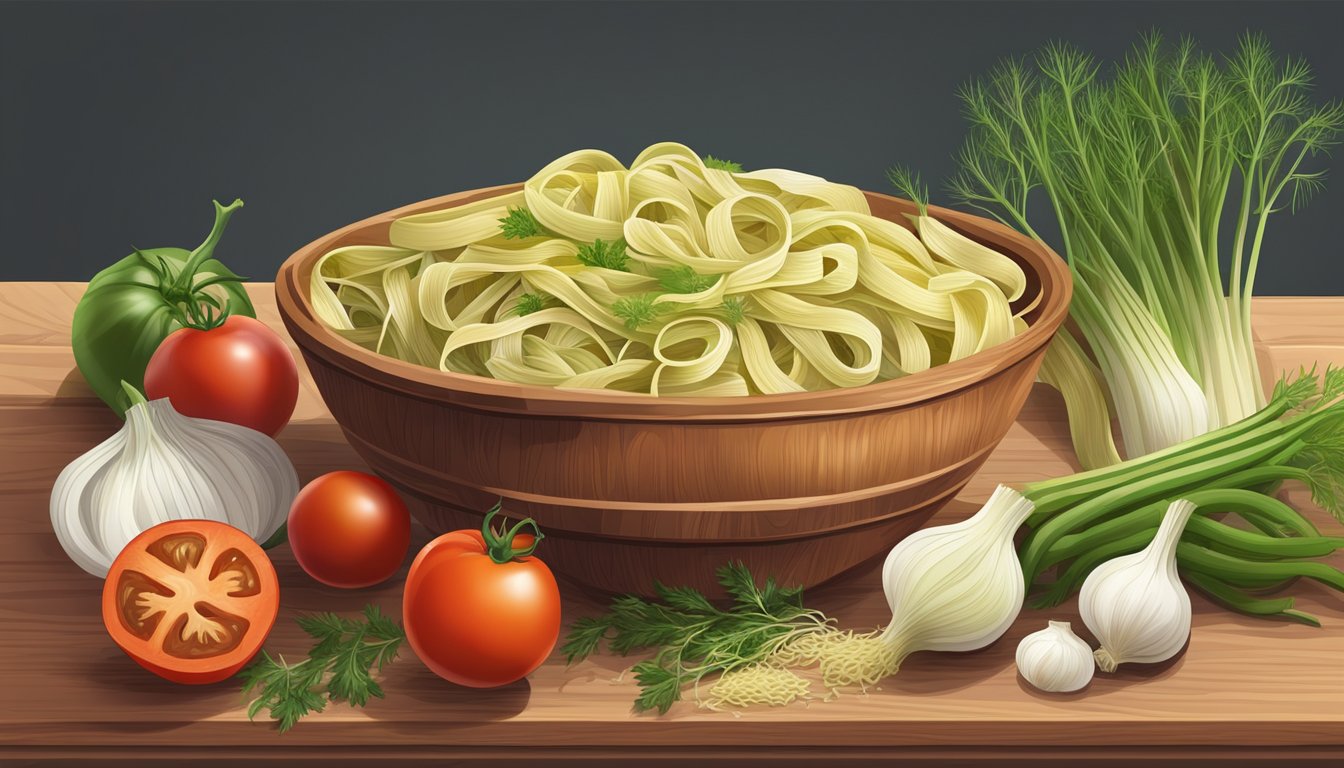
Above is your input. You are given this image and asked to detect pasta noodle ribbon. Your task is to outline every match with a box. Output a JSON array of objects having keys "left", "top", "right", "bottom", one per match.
[{"left": 310, "top": 142, "right": 1025, "bottom": 396}]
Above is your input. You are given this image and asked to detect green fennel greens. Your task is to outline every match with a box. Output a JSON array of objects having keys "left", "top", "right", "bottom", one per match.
[
  {"left": 513, "top": 292, "right": 548, "bottom": 316},
  {"left": 498, "top": 207, "right": 547, "bottom": 240},
  {"left": 575, "top": 238, "right": 631, "bottom": 271},
  {"left": 947, "top": 34, "right": 1343, "bottom": 467},
  {"left": 701, "top": 155, "right": 744, "bottom": 173}
]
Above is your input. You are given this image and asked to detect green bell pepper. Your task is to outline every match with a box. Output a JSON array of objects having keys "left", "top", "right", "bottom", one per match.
[{"left": 72, "top": 199, "right": 255, "bottom": 416}]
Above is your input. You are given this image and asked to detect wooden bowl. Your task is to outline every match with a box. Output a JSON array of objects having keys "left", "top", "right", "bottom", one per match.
[{"left": 275, "top": 184, "right": 1071, "bottom": 597}]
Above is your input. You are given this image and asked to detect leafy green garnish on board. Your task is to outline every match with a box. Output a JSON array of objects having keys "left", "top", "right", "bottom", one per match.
[
  {"left": 576, "top": 238, "right": 631, "bottom": 271},
  {"left": 240, "top": 605, "right": 405, "bottom": 732},
  {"left": 563, "top": 562, "right": 829, "bottom": 714},
  {"left": 702, "top": 155, "right": 744, "bottom": 173},
  {"left": 498, "top": 207, "right": 547, "bottom": 239}
]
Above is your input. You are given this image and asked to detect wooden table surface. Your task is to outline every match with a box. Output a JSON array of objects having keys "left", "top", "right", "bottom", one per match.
[{"left": 1, "top": 284, "right": 1341, "bottom": 767}]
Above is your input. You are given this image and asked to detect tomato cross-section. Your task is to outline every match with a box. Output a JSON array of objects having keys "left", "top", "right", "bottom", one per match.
[{"left": 102, "top": 520, "right": 279, "bottom": 684}]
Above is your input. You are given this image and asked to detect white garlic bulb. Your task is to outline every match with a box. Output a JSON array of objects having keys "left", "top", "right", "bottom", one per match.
[
  {"left": 1080, "top": 499, "right": 1196, "bottom": 673},
  {"left": 1016, "top": 620, "right": 1095, "bottom": 693},
  {"left": 50, "top": 384, "right": 297, "bottom": 577},
  {"left": 879, "top": 484, "right": 1035, "bottom": 663}
]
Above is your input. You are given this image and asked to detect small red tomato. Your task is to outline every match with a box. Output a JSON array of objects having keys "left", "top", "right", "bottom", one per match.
[
  {"left": 287, "top": 471, "right": 411, "bottom": 589},
  {"left": 403, "top": 502, "right": 561, "bottom": 688},
  {"left": 144, "top": 314, "right": 298, "bottom": 436}
]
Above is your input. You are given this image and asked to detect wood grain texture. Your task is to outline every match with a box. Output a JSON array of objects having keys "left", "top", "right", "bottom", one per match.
[
  {"left": 0, "top": 284, "right": 1341, "bottom": 767},
  {"left": 273, "top": 187, "right": 1072, "bottom": 595}
]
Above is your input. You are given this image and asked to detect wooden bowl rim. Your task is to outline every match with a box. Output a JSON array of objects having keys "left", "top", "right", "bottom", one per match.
[{"left": 276, "top": 183, "right": 1072, "bottom": 421}]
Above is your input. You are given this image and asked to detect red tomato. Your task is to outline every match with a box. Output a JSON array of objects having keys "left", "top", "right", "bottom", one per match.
[
  {"left": 144, "top": 314, "right": 298, "bottom": 436},
  {"left": 403, "top": 502, "right": 561, "bottom": 688},
  {"left": 287, "top": 471, "right": 411, "bottom": 589},
  {"left": 102, "top": 519, "right": 279, "bottom": 685}
]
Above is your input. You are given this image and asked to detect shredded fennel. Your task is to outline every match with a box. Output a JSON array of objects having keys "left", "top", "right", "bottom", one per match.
[
  {"left": 704, "top": 628, "right": 898, "bottom": 709},
  {"left": 311, "top": 142, "right": 1026, "bottom": 396}
]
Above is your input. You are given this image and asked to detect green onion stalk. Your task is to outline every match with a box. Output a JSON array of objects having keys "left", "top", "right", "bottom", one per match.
[
  {"left": 942, "top": 34, "right": 1343, "bottom": 467},
  {"left": 1006, "top": 366, "right": 1344, "bottom": 625}
]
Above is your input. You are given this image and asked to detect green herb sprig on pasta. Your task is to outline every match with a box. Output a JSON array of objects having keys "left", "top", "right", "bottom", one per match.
[{"left": 310, "top": 143, "right": 1028, "bottom": 396}]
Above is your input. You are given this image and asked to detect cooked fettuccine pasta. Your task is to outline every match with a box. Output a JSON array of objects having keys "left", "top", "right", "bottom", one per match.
[{"left": 310, "top": 142, "right": 1028, "bottom": 396}]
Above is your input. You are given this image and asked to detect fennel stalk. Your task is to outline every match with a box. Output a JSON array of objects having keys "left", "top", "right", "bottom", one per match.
[{"left": 946, "top": 34, "right": 1343, "bottom": 466}]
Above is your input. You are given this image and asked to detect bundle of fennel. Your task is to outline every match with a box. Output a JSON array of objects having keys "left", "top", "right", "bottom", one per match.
[{"left": 941, "top": 34, "right": 1343, "bottom": 468}]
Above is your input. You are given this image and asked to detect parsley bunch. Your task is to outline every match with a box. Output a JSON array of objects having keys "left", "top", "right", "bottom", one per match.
[
  {"left": 576, "top": 238, "right": 631, "bottom": 271},
  {"left": 240, "top": 605, "right": 405, "bottom": 732},
  {"left": 563, "top": 563, "right": 830, "bottom": 714},
  {"left": 498, "top": 207, "right": 547, "bottom": 239}
]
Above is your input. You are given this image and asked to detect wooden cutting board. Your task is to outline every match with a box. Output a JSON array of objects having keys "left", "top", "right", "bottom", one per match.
[{"left": 1, "top": 284, "right": 1341, "bottom": 767}]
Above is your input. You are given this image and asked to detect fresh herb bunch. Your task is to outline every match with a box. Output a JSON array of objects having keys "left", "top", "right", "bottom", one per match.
[
  {"left": 498, "top": 207, "right": 547, "bottom": 239},
  {"left": 611, "top": 293, "right": 670, "bottom": 330},
  {"left": 240, "top": 605, "right": 405, "bottom": 732},
  {"left": 720, "top": 296, "right": 747, "bottom": 326},
  {"left": 513, "top": 292, "right": 548, "bottom": 316},
  {"left": 576, "top": 238, "right": 631, "bottom": 271},
  {"left": 563, "top": 562, "right": 830, "bottom": 714},
  {"left": 947, "top": 33, "right": 1344, "bottom": 468},
  {"left": 657, "top": 265, "right": 718, "bottom": 294},
  {"left": 702, "top": 155, "right": 744, "bottom": 173}
]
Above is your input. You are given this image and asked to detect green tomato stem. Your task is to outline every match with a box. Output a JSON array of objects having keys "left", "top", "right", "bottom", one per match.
[
  {"left": 480, "top": 499, "right": 545, "bottom": 564},
  {"left": 168, "top": 199, "right": 244, "bottom": 298}
]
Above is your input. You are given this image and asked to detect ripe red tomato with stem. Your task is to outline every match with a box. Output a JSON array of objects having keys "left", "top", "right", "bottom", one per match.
[
  {"left": 287, "top": 471, "right": 411, "bottom": 589},
  {"left": 144, "top": 313, "right": 298, "bottom": 436},
  {"left": 403, "top": 502, "right": 561, "bottom": 688}
]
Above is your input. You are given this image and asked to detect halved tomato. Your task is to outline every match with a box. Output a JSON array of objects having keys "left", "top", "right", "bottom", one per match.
[{"left": 101, "top": 519, "right": 279, "bottom": 684}]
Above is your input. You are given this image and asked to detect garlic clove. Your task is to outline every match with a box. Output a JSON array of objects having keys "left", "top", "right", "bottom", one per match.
[
  {"left": 1081, "top": 499, "right": 1196, "bottom": 673},
  {"left": 1016, "top": 620, "right": 1095, "bottom": 693}
]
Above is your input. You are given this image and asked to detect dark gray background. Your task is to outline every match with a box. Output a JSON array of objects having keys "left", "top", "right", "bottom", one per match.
[{"left": 3, "top": 0, "right": 1342, "bottom": 293}]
